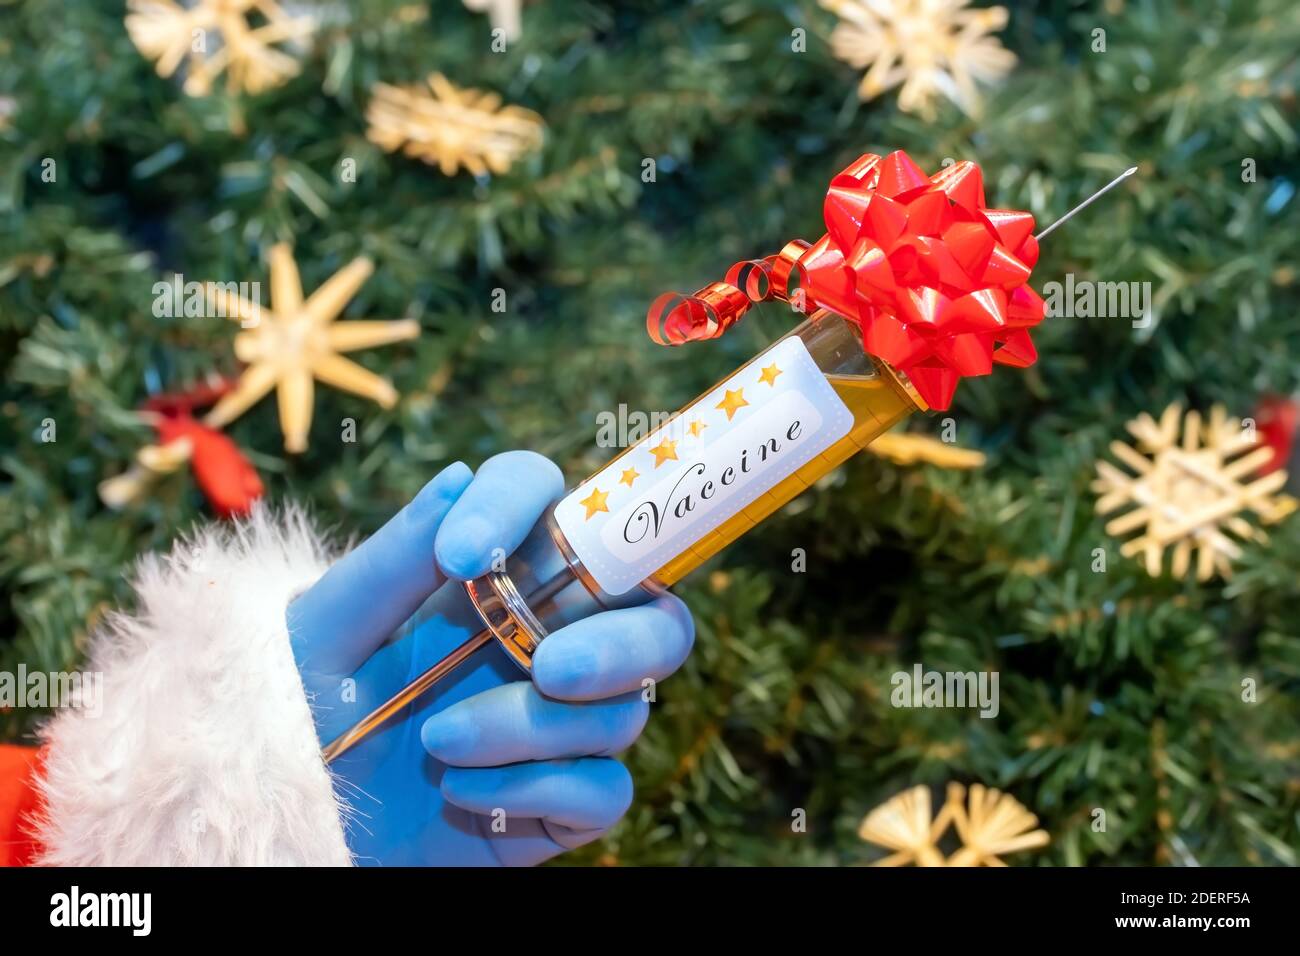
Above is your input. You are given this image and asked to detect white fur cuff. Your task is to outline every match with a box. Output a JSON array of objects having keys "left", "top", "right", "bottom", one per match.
[{"left": 34, "top": 507, "right": 353, "bottom": 866}]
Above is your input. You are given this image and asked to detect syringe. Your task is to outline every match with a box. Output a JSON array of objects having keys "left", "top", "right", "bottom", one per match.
[{"left": 322, "top": 158, "right": 1138, "bottom": 764}]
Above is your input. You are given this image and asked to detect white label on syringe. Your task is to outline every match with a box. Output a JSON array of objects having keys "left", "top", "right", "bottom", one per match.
[{"left": 554, "top": 335, "right": 853, "bottom": 595}]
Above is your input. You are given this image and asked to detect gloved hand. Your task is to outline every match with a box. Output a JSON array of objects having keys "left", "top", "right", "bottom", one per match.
[{"left": 286, "top": 451, "right": 694, "bottom": 866}]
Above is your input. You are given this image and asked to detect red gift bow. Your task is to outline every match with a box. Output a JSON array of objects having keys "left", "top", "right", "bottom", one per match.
[{"left": 646, "top": 150, "right": 1047, "bottom": 411}]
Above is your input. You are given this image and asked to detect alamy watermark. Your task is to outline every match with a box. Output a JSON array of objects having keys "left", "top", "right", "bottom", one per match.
[
  {"left": 0, "top": 665, "right": 104, "bottom": 718},
  {"left": 50, "top": 886, "right": 150, "bottom": 936},
  {"left": 891, "top": 664, "right": 999, "bottom": 718},
  {"left": 152, "top": 275, "right": 261, "bottom": 327},
  {"left": 1042, "top": 273, "right": 1152, "bottom": 328},
  {"left": 595, "top": 403, "right": 681, "bottom": 449}
]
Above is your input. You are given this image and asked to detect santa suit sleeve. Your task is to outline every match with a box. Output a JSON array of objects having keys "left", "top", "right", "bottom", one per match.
[
  {"left": 12, "top": 507, "right": 354, "bottom": 866},
  {"left": 0, "top": 745, "right": 44, "bottom": 866}
]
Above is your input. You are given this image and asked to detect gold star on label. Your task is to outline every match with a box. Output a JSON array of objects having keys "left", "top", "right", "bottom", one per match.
[
  {"left": 578, "top": 486, "right": 609, "bottom": 520},
  {"left": 649, "top": 438, "right": 679, "bottom": 468},
  {"left": 716, "top": 387, "right": 749, "bottom": 421},
  {"left": 758, "top": 363, "right": 783, "bottom": 387},
  {"left": 687, "top": 419, "right": 707, "bottom": 438},
  {"left": 203, "top": 243, "right": 420, "bottom": 453},
  {"left": 619, "top": 467, "right": 640, "bottom": 487}
]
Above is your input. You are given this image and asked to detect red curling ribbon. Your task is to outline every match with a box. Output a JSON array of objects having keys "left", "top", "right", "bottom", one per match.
[
  {"left": 645, "top": 150, "right": 1047, "bottom": 411},
  {"left": 647, "top": 258, "right": 772, "bottom": 345}
]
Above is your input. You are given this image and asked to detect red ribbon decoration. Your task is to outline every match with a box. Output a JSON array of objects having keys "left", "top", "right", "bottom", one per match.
[
  {"left": 144, "top": 381, "right": 264, "bottom": 518},
  {"left": 646, "top": 150, "right": 1047, "bottom": 411}
]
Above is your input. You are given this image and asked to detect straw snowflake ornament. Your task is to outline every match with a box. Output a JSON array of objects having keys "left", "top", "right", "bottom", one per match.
[
  {"left": 859, "top": 783, "right": 1049, "bottom": 866},
  {"left": 126, "top": 0, "right": 315, "bottom": 97},
  {"left": 819, "top": 0, "right": 1015, "bottom": 118},
  {"left": 463, "top": 0, "right": 528, "bottom": 43},
  {"left": 203, "top": 244, "right": 419, "bottom": 453},
  {"left": 366, "top": 72, "right": 544, "bottom": 176},
  {"left": 1093, "top": 403, "right": 1297, "bottom": 580}
]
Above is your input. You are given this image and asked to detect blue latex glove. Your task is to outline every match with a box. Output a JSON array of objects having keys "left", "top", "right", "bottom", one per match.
[{"left": 287, "top": 451, "right": 694, "bottom": 866}]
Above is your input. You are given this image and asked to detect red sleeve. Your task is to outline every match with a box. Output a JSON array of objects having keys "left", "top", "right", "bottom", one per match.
[{"left": 0, "top": 744, "right": 44, "bottom": 866}]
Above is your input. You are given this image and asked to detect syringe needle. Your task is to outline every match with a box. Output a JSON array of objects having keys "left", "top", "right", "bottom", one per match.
[{"left": 1034, "top": 165, "right": 1139, "bottom": 242}]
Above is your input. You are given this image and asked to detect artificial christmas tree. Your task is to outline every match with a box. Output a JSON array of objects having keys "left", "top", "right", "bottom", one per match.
[{"left": 2, "top": 0, "right": 1299, "bottom": 866}]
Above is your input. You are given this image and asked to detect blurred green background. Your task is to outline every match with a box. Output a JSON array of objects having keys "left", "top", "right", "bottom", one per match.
[{"left": 1, "top": 0, "right": 1298, "bottom": 864}]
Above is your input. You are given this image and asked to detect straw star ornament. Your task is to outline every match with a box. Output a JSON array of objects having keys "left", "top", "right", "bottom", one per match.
[
  {"left": 859, "top": 783, "right": 1048, "bottom": 866},
  {"left": 1092, "top": 403, "right": 1296, "bottom": 580},
  {"left": 203, "top": 244, "right": 419, "bottom": 453},
  {"left": 819, "top": 0, "right": 1015, "bottom": 118},
  {"left": 868, "top": 431, "right": 986, "bottom": 469},
  {"left": 125, "top": 0, "right": 315, "bottom": 97},
  {"left": 365, "top": 72, "right": 545, "bottom": 176}
]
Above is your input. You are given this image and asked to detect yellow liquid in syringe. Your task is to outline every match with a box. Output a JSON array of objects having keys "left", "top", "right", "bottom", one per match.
[{"left": 651, "top": 372, "right": 919, "bottom": 586}]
